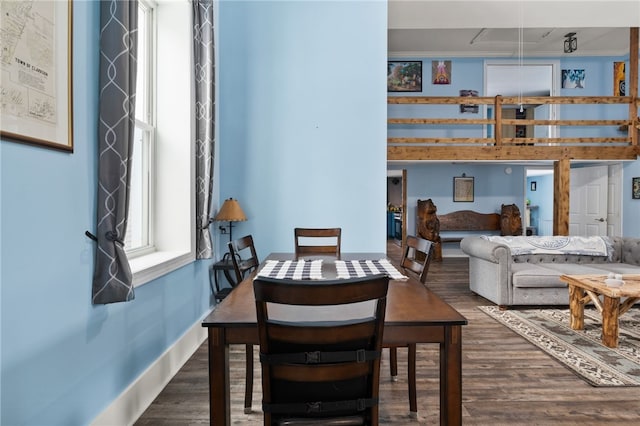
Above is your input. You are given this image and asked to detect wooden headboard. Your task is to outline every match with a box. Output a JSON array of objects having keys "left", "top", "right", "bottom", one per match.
[
  {"left": 438, "top": 210, "right": 501, "bottom": 233},
  {"left": 417, "top": 200, "right": 523, "bottom": 260}
]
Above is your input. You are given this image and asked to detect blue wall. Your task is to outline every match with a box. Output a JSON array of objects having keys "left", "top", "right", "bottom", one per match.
[
  {"left": 1, "top": 3, "right": 211, "bottom": 424},
  {"left": 217, "top": 1, "right": 388, "bottom": 258}
]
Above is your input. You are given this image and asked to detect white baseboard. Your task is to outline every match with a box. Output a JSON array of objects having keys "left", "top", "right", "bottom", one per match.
[{"left": 91, "top": 317, "right": 208, "bottom": 426}]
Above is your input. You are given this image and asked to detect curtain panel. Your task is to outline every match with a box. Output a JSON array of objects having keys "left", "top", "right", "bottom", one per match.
[
  {"left": 193, "top": 0, "right": 215, "bottom": 259},
  {"left": 92, "top": 0, "right": 138, "bottom": 304}
]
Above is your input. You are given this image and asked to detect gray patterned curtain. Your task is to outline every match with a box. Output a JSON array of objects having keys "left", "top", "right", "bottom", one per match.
[
  {"left": 193, "top": 0, "right": 215, "bottom": 259},
  {"left": 92, "top": 0, "right": 138, "bottom": 304}
]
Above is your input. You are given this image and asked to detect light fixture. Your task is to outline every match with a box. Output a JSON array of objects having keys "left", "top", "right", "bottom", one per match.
[
  {"left": 213, "top": 198, "right": 247, "bottom": 242},
  {"left": 517, "top": 1, "right": 524, "bottom": 112},
  {"left": 564, "top": 32, "right": 577, "bottom": 53}
]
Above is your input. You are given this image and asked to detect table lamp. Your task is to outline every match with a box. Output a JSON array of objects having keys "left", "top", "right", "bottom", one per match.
[{"left": 213, "top": 198, "right": 247, "bottom": 242}]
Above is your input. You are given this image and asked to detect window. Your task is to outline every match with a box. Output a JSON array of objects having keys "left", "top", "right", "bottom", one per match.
[
  {"left": 126, "top": 0, "right": 155, "bottom": 256},
  {"left": 127, "top": 0, "right": 195, "bottom": 286}
]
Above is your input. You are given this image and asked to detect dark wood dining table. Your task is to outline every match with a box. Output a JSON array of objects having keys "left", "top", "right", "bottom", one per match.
[{"left": 201, "top": 253, "right": 468, "bottom": 425}]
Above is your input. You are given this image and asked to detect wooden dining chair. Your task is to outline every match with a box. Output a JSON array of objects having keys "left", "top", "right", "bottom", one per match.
[
  {"left": 388, "top": 235, "right": 434, "bottom": 417},
  {"left": 227, "top": 235, "right": 261, "bottom": 414},
  {"left": 294, "top": 227, "right": 341, "bottom": 259},
  {"left": 253, "top": 274, "right": 389, "bottom": 426},
  {"left": 228, "top": 234, "right": 260, "bottom": 283}
]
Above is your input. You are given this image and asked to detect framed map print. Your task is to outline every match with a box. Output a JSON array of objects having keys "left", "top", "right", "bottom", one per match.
[{"left": 1, "top": 1, "right": 73, "bottom": 152}]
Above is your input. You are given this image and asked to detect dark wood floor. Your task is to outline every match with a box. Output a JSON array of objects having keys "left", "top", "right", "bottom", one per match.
[{"left": 136, "top": 241, "right": 640, "bottom": 425}]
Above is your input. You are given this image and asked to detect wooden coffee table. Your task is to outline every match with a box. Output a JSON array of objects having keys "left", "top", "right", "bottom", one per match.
[{"left": 560, "top": 274, "right": 640, "bottom": 348}]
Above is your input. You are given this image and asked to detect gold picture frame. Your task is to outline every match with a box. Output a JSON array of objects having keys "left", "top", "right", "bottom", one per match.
[
  {"left": 453, "top": 176, "right": 474, "bottom": 202},
  {"left": 1, "top": 1, "right": 73, "bottom": 152}
]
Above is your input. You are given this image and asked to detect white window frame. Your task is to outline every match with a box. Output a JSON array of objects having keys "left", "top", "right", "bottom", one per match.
[
  {"left": 127, "top": 0, "right": 155, "bottom": 258},
  {"left": 128, "top": 0, "right": 195, "bottom": 287}
]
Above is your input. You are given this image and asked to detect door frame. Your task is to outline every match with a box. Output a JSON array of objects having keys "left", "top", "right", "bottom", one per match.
[{"left": 484, "top": 59, "right": 561, "bottom": 138}]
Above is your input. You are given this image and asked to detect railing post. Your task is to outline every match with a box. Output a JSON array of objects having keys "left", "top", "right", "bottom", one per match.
[
  {"left": 494, "top": 95, "right": 502, "bottom": 146},
  {"left": 629, "top": 28, "right": 639, "bottom": 147},
  {"left": 553, "top": 159, "right": 570, "bottom": 236}
]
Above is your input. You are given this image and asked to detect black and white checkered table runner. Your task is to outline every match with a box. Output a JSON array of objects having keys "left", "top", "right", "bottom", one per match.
[
  {"left": 256, "top": 258, "right": 407, "bottom": 281},
  {"left": 335, "top": 259, "right": 408, "bottom": 280},
  {"left": 256, "top": 260, "right": 324, "bottom": 280}
]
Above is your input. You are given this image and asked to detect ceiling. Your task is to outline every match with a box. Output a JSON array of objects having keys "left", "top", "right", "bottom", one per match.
[
  {"left": 387, "top": 1, "right": 640, "bottom": 58},
  {"left": 388, "top": 27, "right": 632, "bottom": 58}
]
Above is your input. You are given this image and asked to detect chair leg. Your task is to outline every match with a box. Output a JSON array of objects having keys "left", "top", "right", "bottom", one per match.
[
  {"left": 244, "top": 344, "right": 253, "bottom": 414},
  {"left": 389, "top": 347, "right": 398, "bottom": 381},
  {"left": 408, "top": 343, "right": 417, "bottom": 418}
]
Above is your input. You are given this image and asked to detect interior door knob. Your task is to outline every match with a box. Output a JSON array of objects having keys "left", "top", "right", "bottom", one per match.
[{"left": 595, "top": 218, "right": 606, "bottom": 222}]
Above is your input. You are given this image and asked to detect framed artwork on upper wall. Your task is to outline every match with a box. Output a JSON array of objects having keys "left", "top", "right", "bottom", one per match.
[
  {"left": 387, "top": 61, "right": 422, "bottom": 92},
  {"left": 561, "top": 69, "right": 585, "bottom": 89},
  {"left": 633, "top": 177, "right": 640, "bottom": 199},
  {"left": 0, "top": 1, "right": 74, "bottom": 152},
  {"left": 614, "top": 61, "right": 626, "bottom": 96},
  {"left": 432, "top": 60, "right": 451, "bottom": 85},
  {"left": 459, "top": 89, "right": 479, "bottom": 113}
]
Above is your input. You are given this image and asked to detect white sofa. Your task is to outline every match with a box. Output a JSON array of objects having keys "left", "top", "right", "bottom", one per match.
[{"left": 460, "top": 236, "right": 640, "bottom": 307}]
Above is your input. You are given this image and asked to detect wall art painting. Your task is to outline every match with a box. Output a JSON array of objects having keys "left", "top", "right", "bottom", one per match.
[
  {"left": 387, "top": 61, "right": 422, "bottom": 92},
  {"left": 614, "top": 62, "right": 625, "bottom": 96},
  {"left": 561, "top": 69, "right": 585, "bottom": 89},
  {"left": 432, "top": 60, "right": 451, "bottom": 85},
  {"left": 460, "top": 89, "right": 479, "bottom": 113}
]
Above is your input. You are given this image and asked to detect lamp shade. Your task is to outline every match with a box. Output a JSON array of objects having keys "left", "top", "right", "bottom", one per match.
[{"left": 214, "top": 198, "right": 247, "bottom": 222}]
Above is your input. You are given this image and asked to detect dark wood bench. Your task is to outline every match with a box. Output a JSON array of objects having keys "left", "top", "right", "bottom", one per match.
[
  {"left": 438, "top": 210, "right": 501, "bottom": 244},
  {"left": 417, "top": 199, "right": 522, "bottom": 261}
]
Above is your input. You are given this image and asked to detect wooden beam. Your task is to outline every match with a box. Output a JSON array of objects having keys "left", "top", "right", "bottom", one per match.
[
  {"left": 495, "top": 95, "right": 503, "bottom": 146},
  {"left": 387, "top": 146, "right": 639, "bottom": 161},
  {"left": 630, "top": 27, "right": 639, "bottom": 147},
  {"left": 553, "top": 159, "right": 570, "bottom": 236}
]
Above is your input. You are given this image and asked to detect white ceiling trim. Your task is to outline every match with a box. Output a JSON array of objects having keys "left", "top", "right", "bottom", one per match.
[{"left": 388, "top": 1, "right": 640, "bottom": 30}]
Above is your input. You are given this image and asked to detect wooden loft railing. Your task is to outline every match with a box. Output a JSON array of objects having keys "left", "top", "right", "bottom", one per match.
[
  {"left": 387, "top": 28, "right": 640, "bottom": 236},
  {"left": 388, "top": 27, "right": 640, "bottom": 162},
  {"left": 388, "top": 95, "right": 640, "bottom": 161}
]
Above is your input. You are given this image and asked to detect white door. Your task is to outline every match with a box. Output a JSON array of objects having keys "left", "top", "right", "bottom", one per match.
[{"left": 569, "top": 165, "right": 608, "bottom": 236}]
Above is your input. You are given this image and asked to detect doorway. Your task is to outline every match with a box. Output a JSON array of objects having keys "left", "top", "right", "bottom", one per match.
[
  {"left": 387, "top": 169, "right": 406, "bottom": 247},
  {"left": 525, "top": 167, "right": 554, "bottom": 235},
  {"left": 525, "top": 164, "right": 622, "bottom": 237},
  {"left": 484, "top": 60, "right": 560, "bottom": 139},
  {"left": 569, "top": 164, "right": 622, "bottom": 237}
]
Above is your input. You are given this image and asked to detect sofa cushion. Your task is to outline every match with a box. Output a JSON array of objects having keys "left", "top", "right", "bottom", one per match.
[
  {"left": 511, "top": 264, "right": 566, "bottom": 288},
  {"left": 511, "top": 263, "right": 609, "bottom": 288}
]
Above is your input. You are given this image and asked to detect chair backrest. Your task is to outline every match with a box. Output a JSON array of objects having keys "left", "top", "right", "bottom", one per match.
[
  {"left": 253, "top": 274, "right": 389, "bottom": 426},
  {"left": 400, "top": 235, "right": 434, "bottom": 284},
  {"left": 294, "top": 227, "right": 342, "bottom": 259},
  {"left": 228, "top": 235, "right": 260, "bottom": 284}
]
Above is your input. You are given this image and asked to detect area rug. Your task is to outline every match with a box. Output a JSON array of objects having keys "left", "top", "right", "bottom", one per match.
[{"left": 478, "top": 306, "right": 640, "bottom": 387}]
